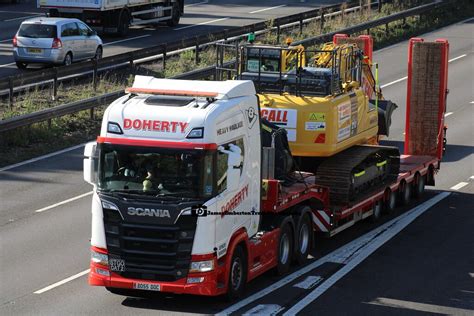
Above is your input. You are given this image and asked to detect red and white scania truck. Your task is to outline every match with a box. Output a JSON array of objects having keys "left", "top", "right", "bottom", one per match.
[
  {"left": 38, "top": 0, "right": 184, "bottom": 36},
  {"left": 83, "top": 37, "right": 449, "bottom": 298}
]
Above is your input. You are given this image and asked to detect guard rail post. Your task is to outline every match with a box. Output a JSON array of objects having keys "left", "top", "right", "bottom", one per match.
[
  {"left": 8, "top": 78, "right": 13, "bottom": 108},
  {"left": 162, "top": 44, "right": 167, "bottom": 71},
  {"left": 195, "top": 36, "right": 200, "bottom": 65},
  {"left": 320, "top": 8, "right": 325, "bottom": 31},
  {"left": 92, "top": 59, "right": 98, "bottom": 92},
  {"left": 129, "top": 57, "right": 135, "bottom": 76},
  {"left": 299, "top": 14, "right": 304, "bottom": 34},
  {"left": 52, "top": 67, "right": 58, "bottom": 101},
  {"left": 276, "top": 21, "right": 281, "bottom": 43}
]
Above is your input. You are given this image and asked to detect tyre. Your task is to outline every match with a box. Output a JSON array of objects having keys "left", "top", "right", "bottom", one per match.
[
  {"left": 384, "top": 190, "right": 397, "bottom": 214},
  {"left": 63, "top": 53, "right": 72, "bottom": 66},
  {"left": 295, "top": 211, "right": 311, "bottom": 265},
  {"left": 414, "top": 174, "right": 426, "bottom": 199},
  {"left": 117, "top": 12, "right": 130, "bottom": 37},
  {"left": 93, "top": 46, "right": 103, "bottom": 60},
  {"left": 166, "top": 1, "right": 181, "bottom": 27},
  {"left": 276, "top": 220, "right": 293, "bottom": 275},
  {"left": 400, "top": 182, "right": 411, "bottom": 205},
  {"left": 225, "top": 245, "right": 247, "bottom": 301},
  {"left": 15, "top": 62, "right": 27, "bottom": 69},
  {"left": 370, "top": 201, "right": 382, "bottom": 223}
]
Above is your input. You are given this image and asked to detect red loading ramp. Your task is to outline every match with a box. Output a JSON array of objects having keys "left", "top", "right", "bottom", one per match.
[{"left": 405, "top": 38, "right": 449, "bottom": 160}]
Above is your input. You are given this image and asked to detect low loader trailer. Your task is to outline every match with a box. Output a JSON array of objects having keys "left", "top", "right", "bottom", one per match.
[{"left": 83, "top": 37, "right": 449, "bottom": 298}]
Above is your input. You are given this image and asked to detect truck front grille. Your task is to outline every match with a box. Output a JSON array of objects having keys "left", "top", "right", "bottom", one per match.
[{"left": 103, "top": 209, "right": 197, "bottom": 282}]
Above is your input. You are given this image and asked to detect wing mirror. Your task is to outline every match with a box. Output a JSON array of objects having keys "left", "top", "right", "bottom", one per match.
[{"left": 83, "top": 141, "right": 97, "bottom": 185}]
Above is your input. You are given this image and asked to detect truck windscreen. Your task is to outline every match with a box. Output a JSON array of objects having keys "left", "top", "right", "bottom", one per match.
[{"left": 98, "top": 144, "right": 215, "bottom": 199}]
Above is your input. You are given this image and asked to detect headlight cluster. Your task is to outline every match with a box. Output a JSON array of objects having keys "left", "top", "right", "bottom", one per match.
[
  {"left": 91, "top": 250, "right": 109, "bottom": 266},
  {"left": 189, "top": 260, "right": 214, "bottom": 273}
]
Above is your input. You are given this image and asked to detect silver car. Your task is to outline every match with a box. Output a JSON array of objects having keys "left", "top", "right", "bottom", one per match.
[{"left": 13, "top": 17, "right": 103, "bottom": 69}]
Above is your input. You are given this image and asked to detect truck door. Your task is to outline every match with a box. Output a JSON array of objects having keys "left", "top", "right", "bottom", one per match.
[{"left": 214, "top": 137, "right": 252, "bottom": 259}]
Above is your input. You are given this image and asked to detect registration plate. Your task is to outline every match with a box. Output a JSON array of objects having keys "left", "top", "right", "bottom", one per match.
[
  {"left": 27, "top": 48, "right": 43, "bottom": 54},
  {"left": 109, "top": 258, "right": 125, "bottom": 272},
  {"left": 133, "top": 282, "right": 161, "bottom": 291}
]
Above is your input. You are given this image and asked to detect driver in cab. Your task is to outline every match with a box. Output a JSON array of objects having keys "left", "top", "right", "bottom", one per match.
[{"left": 142, "top": 161, "right": 163, "bottom": 192}]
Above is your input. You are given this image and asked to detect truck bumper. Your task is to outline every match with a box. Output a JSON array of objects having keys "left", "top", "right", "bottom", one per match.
[{"left": 89, "top": 247, "right": 227, "bottom": 296}]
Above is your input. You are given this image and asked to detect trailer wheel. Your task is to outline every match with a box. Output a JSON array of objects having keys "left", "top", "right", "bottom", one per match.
[
  {"left": 295, "top": 211, "right": 312, "bottom": 265},
  {"left": 384, "top": 189, "right": 397, "bottom": 214},
  {"left": 400, "top": 182, "right": 411, "bottom": 205},
  {"left": 276, "top": 221, "right": 293, "bottom": 275},
  {"left": 414, "top": 174, "right": 426, "bottom": 199},
  {"left": 226, "top": 245, "right": 246, "bottom": 300},
  {"left": 166, "top": 1, "right": 181, "bottom": 26},
  {"left": 370, "top": 201, "right": 382, "bottom": 223}
]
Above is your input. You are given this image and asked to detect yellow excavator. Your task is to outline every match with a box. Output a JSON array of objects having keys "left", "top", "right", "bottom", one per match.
[{"left": 216, "top": 35, "right": 399, "bottom": 205}]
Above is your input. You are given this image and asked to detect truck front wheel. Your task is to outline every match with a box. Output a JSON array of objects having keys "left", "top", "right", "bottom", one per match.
[
  {"left": 226, "top": 245, "right": 247, "bottom": 300},
  {"left": 295, "top": 211, "right": 311, "bottom": 265}
]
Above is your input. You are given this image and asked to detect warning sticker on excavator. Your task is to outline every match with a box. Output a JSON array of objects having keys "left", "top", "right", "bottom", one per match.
[
  {"left": 308, "top": 112, "right": 326, "bottom": 121},
  {"left": 305, "top": 121, "right": 326, "bottom": 131}
]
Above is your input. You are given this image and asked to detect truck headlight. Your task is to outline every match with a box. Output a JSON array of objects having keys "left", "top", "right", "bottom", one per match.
[
  {"left": 91, "top": 250, "right": 109, "bottom": 266},
  {"left": 189, "top": 260, "right": 214, "bottom": 273}
]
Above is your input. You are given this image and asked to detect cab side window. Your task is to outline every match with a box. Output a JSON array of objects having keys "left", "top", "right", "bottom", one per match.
[{"left": 216, "top": 138, "right": 245, "bottom": 194}]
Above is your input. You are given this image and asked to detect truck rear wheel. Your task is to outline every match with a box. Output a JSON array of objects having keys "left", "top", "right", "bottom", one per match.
[
  {"left": 384, "top": 189, "right": 397, "bottom": 214},
  {"left": 117, "top": 12, "right": 130, "bottom": 37},
  {"left": 370, "top": 201, "right": 382, "bottom": 223},
  {"left": 276, "top": 220, "right": 293, "bottom": 275},
  {"left": 400, "top": 182, "right": 411, "bottom": 205},
  {"left": 295, "top": 211, "right": 311, "bottom": 265},
  {"left": 226, "top": 245, "right": 246, "bottom": 300},
  {"left": 413, "top": 174, "right": 426, "bottom": 199}
]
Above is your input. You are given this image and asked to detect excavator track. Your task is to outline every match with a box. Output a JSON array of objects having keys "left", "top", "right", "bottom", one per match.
[{"left": 315, "top": 145, "right": 400, "bottom": 206}]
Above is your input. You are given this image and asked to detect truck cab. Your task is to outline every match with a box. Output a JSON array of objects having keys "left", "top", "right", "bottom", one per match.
[{"left": 84, "top": 76, "right": 265, "bottom": 296}]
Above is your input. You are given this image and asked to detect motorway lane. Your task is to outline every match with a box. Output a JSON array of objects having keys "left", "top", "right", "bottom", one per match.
[
  {"left": 298, "top": 186, "right": 474, "bottom": 315},
  {"left": 0, "top": 0, "right": 338, "bottom": 76},
  {"left": 0, "top": 21, "right": 473, "bottom": 315}
]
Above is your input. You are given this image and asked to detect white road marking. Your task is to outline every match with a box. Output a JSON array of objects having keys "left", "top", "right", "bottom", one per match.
[
  {"left": 444, "top": 112, "right": 453, "bottom": 117},
  {"left": 185, "top": 0, "right": 208, "bottom": 7},
  {"left": 448, "top": 54, "right": 467, "bottom": 63},
  {"left": 293, "top": 276, "right": 323, "bottom": 289},
  {"left": 249, "top": 5, "right": 287, "bottom": 14},
  {"left": 243, "top": 304, "right": 283, "bottom": 316},
  {"left": 174, "top": 17, "right": 230, "bottom": 31},
  {"left": 470, "top": 176, "right": 474, "bottom": 180},
  {"left": 380, "top": 53, "right": 468, "bottom": 89},
  {"left": 470, "top": 101, "right": 474, "bottom": 104},
  {"left": 104, "top": 34, "right": 151, "bottom": 46},
  {"left": 3, "top": 14, "right": 43, "bottom": 22},
  {"left": 469, "top": 273, "right": 474, "bottom": 278},
  {"left": 282, "top": 192, "right": 450, "bottom": 316},
  {"left": 34, "top": 269, "right": 90, "bottom": 294},
  {"left": 219, "top": 192, "right": 450, "bottom": 315},
  {"left": 381, "top": 76, "right": 407, "bottom": 88},
  {"left": 450, "top": 182, "right": 468, "bottom": 191},
  {"left": 367, "top": 297, "right": 474, "bottom": 315},
  {"left": 0, "top": 62, "right": 15, "bottom": 68},
  {"left": 0, "top": 143, "right": 87, "bottom": 172},
  {"left": 34, "top": 191, "right": 93, "bottom": 213}
]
